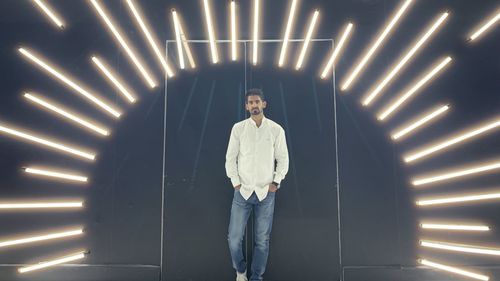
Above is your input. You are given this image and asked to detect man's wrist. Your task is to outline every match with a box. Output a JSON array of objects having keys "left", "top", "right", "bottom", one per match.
[{"left": 271, "top": 181, "right": 279, "bottom": 188}]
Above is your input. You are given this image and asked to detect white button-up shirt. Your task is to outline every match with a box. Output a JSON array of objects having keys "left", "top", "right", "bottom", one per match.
[{"left": 225, "top": 116, "right": 289, "bottom": 201}]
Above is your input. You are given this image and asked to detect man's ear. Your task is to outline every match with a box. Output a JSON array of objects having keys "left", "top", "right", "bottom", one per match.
[{"left": 262, "top": 101, "right": 267, "bottom": 108}]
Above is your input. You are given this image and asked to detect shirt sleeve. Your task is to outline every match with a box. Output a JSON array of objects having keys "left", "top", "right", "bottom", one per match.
[
  {"left": 273, "top": 127, "right": 289, "bottom": 185},
  {"left": 225, "top": 124, "right": 241, "bottom": 187}
]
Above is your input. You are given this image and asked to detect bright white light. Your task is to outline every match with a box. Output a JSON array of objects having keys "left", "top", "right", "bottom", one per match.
[
  {"left": 362, "top": 12, "right": 449, "bottom": 106},
  {"left": 0, "top": 202, "right": 83, "bottom": 210},
  {"left": 278, "top": 0, "right": 298, "bottom": 67},
  {"left": 18, "top": 251, "right": 86, "bottom": 273},
  {"left": 203, "top": 0, "right": 219, "bottom": 64},
  {"left": 296, "top": 10, "right": 319, "bottom": 70},
  {"left": 421, "top": 223, "right": 490, "bottom": 231},
  {"left": 421, "top": 240, "right": 500, "bottom": 256},
  {"left": 0, "top": 122, "right": 96, "bottom": 161},
  {"left": 391, "top": 105, "right": 449, "bottom": 140},
  {"left": 417, "top": 192, "right": 500, "bottom": 206},
  {"left": 320, "top": 22, "right": 354, "bottom": 79},
  {"left": 91, "top": 56, "right": 136, "bottom": 103},
  {"left": 23, "top": 93, "right": 110, "bottom": 136},
  {"left": 404, "top": 118, "right": 500, "bottom": 163},
  {"left": 231, "top": 1, "right": 238, "bottom": 61},
  {"left": 125, "top": 0, "right": 174, "bottom": 77},
  {"left": 171, "top": 10, "right": 196, "bottom": 69},
  {"left": 252, "top": 0, "right": 260, "bottom": 65},
  {"left": 24, "top": 167, "right": 88, "bottom": 183},
  {"left": 89, "top": 0, "right": 156, "bottom": 88},
  {"left": 0, "top": 229, "right": 83, "bottom": 248},
  {"left": 341, "top": 0, "right": 413, "bottom": 90},
  {"left": 419, "top": 259, "right": 489, "bottom": 281},
  {"left": 378, "top": 56, "right": 452, "bottom": 121},
  {"left": 18, "top": 48, "right": 121, "bottom": 118},
  {"left": 469, "top": 11, "right": 500, "bottom": 41},
  {"left": 412, "top": 161, "right": 500, "bottom": 186},
  {"left": 32, "top": 0, "right": 65, "bottom": 29}
]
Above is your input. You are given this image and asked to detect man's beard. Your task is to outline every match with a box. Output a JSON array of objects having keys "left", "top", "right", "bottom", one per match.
[{"left": 251, "top": 108, "right": 261, "bottom": 115}]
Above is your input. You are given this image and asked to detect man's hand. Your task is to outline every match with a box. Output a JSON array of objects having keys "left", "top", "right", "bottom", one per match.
[
  {"left": 268, "top": 183, "right": 279, "bottom": 193},
  {"left": 234, "top": 184, "right": 241, "bottom": 190}
]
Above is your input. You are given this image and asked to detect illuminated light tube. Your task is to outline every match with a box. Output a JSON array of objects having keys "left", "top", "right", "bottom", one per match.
[
  {"left": 89, "top": 0, "right": 156, "bottom": 88},
  {"left": 278, "top": 0, "right": 298, "bottom": 67},
  {"left": 320, "top": 22, "right": 354, "bottom": 79},
  {"left": 421, "top": 223, "right": 490, "bottom": 231},
  {"left": 419, "top": 259, "right": 490, "bottom": 281},
  {"left": 469, "top": 11, "right": 500, "bottom": 41},
  {"left": 252, "top": 0, "right": 260, "bottom": 65},
  {"left": 32, "top": 0, "right": 65, "bottom": 29},
  {"left": 0, "top": 229, "right": 83, "bottom": 248},
  {"left": 0, "top": 202, "right": 83, "bottom": 210},
  {"left": 378, "top": 56, "right": 452, "bottom": 121},
  {"left": 341, "top": 0, "right": 413, "bottom": 91},
  {"left": 391, "top": 105, "right": 449, "bottom": 141},
  {"left": 18, "top": 251, "right": 86, "bottom": 273},
  {"left": 171, "top": 10, "right": 196, "bottom": 69},
  {"left": 412, "top": 161, "right": 500, "bottom": 186},
  {"left": 295, "top": 10, "right": 319, "bottom": 70},
  {"left": 125, "top": 0, "right": 174, "bottom": 78},
  {"left": 230, "top": 1, "right": 238, "bottom": 61},
  {"left": 421, "top": 240, "right": 500, "bottom": 256},
  {"left": 362, "top": 12, "right": 449, "bottom": 106},
  {"left": 417, "top": 191, "right": 500, "bottom": 207},
  {"left": 404, "top": 118, "right": 500, "bottom": 163},
  {"left": 203, "top": 0, "right": 219, "bottom": 64},
  {"left": 24, "top": 167, "right": 88, "bottom": 183},
  {"left": 23, "top": 93, "right": 110, "bottom": 136},
  {"left": 0, "top": 122, "right": 96, "bottom": 161},
  {"left": 18, "top": 48, "right": 121, "bottom": 118},
  {"left": 91, "top": 56, "right": 136, "bottom": 103}
]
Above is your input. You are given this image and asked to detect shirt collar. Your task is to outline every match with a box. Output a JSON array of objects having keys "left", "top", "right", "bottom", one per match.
[{"left": 248, "top": 116, "right": 266, "bottom": 128}]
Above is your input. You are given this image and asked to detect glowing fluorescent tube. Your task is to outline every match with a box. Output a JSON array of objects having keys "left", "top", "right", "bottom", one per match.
[
  {"left": 89, "top": 0, "right": 156, "bottom": 88},
  {"left": 23, "top": 93, "right": 110, "bottom": 136},
  {"left": 378, "top": 56, "right": 452, "bottom": 121},
  {"left": 421, "top": 240, "right": 500, "bottom": 256},
  {"left": 421, "top": 223, "right": 490, "bottom": 231},
  {"left": 125, "top": 0, "right": 174, "bottom": 77},
  {"left": 172, "top": 10, "right": 185, "bottom": 70},
  {"left": 341, "top": 0, "right": 413, "bottom": 91},
  {"left": 32, "top": 0, "right": 65, "bottom": 29},
  {"left": 404, "top": 118, "right": 500, "bottom": 163},
  {"left": 419, "top": 259, "right": 489, "bottom": 281},
  {"left": 18, "top": 251, "right": 86, "bottom": 273},
  {"left": 230, "top": 1, "right": 238, "bottom": 61},
  {"left": 391, "top": 105, "right": 449, "bottom": 141},
  {"left": 412, "top": 161, "right": 500, "bottom": 186},
  {"left": 417, "top": 191, "right": 500, "bottom": 207},
  {"left": 278, "top": 0, "right": 298, "bottom": 67},
  {"left": 203, "top": 0, "right": 219, "bottom": 64},
  {"left": 362, "top": 12, "right": 449, "bottom": 106},
  {"left": 0, "top": 202, "right": 83, "bottom": 210},
  {"left": 469, "top": 11, "right": 500, "bottom": 41},
  {"left": 91, "top": 56, "right": 136, "bottom": 103},
  {"left": 0, "top": 229, "right": 83, "bottom": 248},
  {"left": 320, "top": 22, "right": 354, "bottom": 79},
  {"left": 296, "top": 10, "right": 319, "bottom": 70},
  {"left": 252, "top": 0, "right": 260, "bottom": 65},
  {"left": 172, "top": 10, "right": 196, "bottom": 69},
  {"left": 24, "top": 167, "right": 88, "bottom": 183},
  {"left": 0, "top": 122, "right": 96, "bottom": 160},
  {"left": 18, "top": 48, "right": 121, "bottom": 118}
]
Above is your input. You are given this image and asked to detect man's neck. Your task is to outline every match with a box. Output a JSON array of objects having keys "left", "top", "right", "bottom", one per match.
[{"left": 251, "top": 114, "right": 264, "bottom": 127}]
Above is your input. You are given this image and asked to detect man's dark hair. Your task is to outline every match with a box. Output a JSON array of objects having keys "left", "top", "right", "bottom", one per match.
[{"left": 245, "top": 88, "right": 265, "bottom": 103}]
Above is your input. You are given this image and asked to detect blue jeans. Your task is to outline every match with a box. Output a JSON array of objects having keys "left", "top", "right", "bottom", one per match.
[{"left": 228, "top": 189, "right": 276, "bottom": 281}]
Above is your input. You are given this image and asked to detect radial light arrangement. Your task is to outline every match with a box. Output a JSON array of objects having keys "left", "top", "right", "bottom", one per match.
[
  {"left": 469, "top": 10, "right": 500, "bottom": 41},
  {"left": 417, "top": 191, "right": 500, "bottom": 207},
  {"left": 362, "top": 12, "right": 449, "bottom": 106},
  {"left": 230, "top": 1, "right": 238, "bottom": 61},
  {"left": 24, "top": 167, "right": 88, "bottom": 183},
  {"left": 420, "top": 223, "right": 490, "bottom": 231},
  {"left": 412, "top": 160, "right": 500, "bottom": 186},
  {"left": 89, "top": 0, "right": 156, "bottom": 88},
  {"left": 91, "top": 56, "right": 136, "bottom": 103},
  {"left": 125, "top": 0, "right": 175, "bottom": 78},
  {"left": 341, "top": 0, "right": 413, "bottom": 91},
  {"left": 18, "top": 48, "right": 122, "bottom": 118},
  {"left": 320, "top": 22, "right": 354, "bottom": 79},
  {"left": 0, "top": 202, "right": 83, "bottom": 210},
  {"left": 171, "top": 9, "right": 196, "bottom": 69},
  {"left": 252, "top": 0, "right": 260, "bottom": 65},
  {"left": 421, "top": 240, "right": 500, "bottom": 256},
  {"left": 278, "top": 0, "right": 298, "bottom": 67},
  {"left": 391, "top": 104, "right": 449, "bottom": 141},
  {"left": 419, "top": 259, "right": 490, "bottom": 281},
  {"left": 18, "top": 251, "right": 86, "bottom": 274},
  {"left": 203, "top": 0, "right": 219, "bottom": 64},
  {"left": 296, "top": 10, "right": 320, "bottom": 70},
  {"left": 32, "top": 0, "right": 65, "bottom": 29},
  {"left": 0, "top": 229, "right": 83, "bottom": 249}
]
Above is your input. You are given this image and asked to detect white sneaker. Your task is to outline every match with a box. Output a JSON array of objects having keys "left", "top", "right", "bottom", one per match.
[{"left": 236, "top": 269, "right": 248, "bottom": 281}]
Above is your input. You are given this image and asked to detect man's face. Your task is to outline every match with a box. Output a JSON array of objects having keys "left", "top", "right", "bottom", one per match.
[{"left": 246, "top": 95, "right": 266, "bottom": 115}]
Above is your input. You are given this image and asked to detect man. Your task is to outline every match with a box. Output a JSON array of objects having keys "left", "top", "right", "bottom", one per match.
[{"left": 225, "top": 88, "right": 289, "bottom": 281}]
